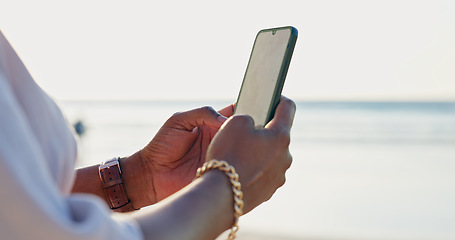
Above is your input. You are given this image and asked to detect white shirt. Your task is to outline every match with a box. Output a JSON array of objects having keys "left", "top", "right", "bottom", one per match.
[{"left": 0, "top": 30, "right": 143, "bottom": 240}]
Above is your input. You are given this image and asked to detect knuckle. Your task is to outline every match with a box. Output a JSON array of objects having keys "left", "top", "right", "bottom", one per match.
[
  {"left": 171, "top": 111, "right": 183, "bottom": 118},
  {"left": 285, "top": 154, "right": 293, "bottom": 170},
  {"left": 279, "top": 175, "right": 286, "bottom": 187},
  {"left": 277, "top": 128, "right": 291, "bottom": 147},
  {"left": 289, "top": 100, "right": 297, "bottom": 111},
  {"left": 282, "top": 97, "right": 296, "bottom": 110},
  {"left": 264, "top": 194, "right": 273, "bottom": 203},
  {"left": 199, "top": 106, "right": 216, "bottom": 114},
  {"left": 273, "top": 174, "right": 286, "bottom": 190}
]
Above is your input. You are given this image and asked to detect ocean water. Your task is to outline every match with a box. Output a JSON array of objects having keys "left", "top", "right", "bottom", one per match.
[{"left": 60, "top": 101, "right": 455, "bottom": 240}]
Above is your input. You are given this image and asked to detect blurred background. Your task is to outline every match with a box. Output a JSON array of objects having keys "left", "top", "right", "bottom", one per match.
[{"left": 1, "top": 0, "right": 455, "bottom": 239}]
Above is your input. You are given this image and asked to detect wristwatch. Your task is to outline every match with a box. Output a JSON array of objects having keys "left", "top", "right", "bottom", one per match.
[{"left": 98, "top": 157, "right": 137, "bottom": 212}]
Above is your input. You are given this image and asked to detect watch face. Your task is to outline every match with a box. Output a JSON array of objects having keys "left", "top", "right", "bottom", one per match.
[{"left": 99, "top": 157, "right": 121, "bottom": 173}]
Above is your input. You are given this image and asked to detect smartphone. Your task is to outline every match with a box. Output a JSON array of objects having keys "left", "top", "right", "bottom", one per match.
[{"left": 234, "top": 26, "right": 298, "bottom": 128}]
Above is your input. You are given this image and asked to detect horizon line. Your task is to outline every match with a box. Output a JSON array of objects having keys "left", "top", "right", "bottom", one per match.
[{"left": 58, "top": 98, "right": 455, "bottom": 103}]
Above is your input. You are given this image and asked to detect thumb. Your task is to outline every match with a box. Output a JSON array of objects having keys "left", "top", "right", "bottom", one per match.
[{"left": 170, "top": 106, "right": 228, "bottom": 131}]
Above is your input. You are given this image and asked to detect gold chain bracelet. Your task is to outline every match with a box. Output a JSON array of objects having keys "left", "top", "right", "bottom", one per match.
[{"left": 196, "top": 160, "right": 244, "bottom": 240}]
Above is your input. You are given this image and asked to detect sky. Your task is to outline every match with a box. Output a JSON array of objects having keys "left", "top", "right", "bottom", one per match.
[{"left": 1, "top": 0, "right": 454, "bottom": 101}]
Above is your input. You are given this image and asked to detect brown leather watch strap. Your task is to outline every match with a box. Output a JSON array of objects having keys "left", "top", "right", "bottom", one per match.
[{"left": 99, "top": 157, "right": 137, "bottom": 212}]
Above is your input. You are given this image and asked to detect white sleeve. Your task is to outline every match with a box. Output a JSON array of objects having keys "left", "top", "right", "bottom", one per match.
[{"left": 0, "top": 31, "right": 143, "bottom": 240}]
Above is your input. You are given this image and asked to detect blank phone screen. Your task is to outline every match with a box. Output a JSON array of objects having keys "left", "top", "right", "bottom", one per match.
[{"left": 234, "top": 28, "right": 292, "bottom": 128}]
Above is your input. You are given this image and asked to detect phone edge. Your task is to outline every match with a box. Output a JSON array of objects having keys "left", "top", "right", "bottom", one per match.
[{"left": 265, "top": 26, "right": 298, "bottom": 125}]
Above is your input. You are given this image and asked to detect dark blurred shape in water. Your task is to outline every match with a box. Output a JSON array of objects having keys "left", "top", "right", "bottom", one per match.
[{"left": 73, "top": 120, "right": 86, "bottom": 136}]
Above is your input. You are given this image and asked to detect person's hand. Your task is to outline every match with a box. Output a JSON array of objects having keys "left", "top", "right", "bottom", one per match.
[
  {"left": 127, "top": 105, "right": 236, "bottom": 206},
  {"left": 206, "top": 96, "right": 296, "bottom": 214}
]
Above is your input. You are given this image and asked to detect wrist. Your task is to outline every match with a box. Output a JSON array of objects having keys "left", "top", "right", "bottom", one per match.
[
  {"left": 120, "top": 151, "right": 157, "bottom": 208},
  {"left": 98, "top": 157, "right": 137, "bottom": 212},
  {"left": 196, "top": 160, "right": 244, "bottom": 238},
  {"left": 200, "top": 169, "right": 236, "bottom": 228},
  {"left": 135, "top": 163, "right": 237, "bottom": 240}
]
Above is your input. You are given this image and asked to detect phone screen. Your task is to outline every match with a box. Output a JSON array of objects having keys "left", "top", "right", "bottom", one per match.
[{"left": 234, "top": 27, "right": 296, "bottom": 128}]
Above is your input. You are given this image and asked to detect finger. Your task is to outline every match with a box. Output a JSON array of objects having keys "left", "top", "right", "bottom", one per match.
[
  {"left": 265, "top": 96, "right": 296, "bottom": 131},
  {"left": 219, "top": 114, "right": 255, "bottom": 132},
  {"left": 218, "top": 102, "right": 236, "bottom": 117},
  {"left": 172, "top": 106, "right": 228, "bottom": 131}
]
